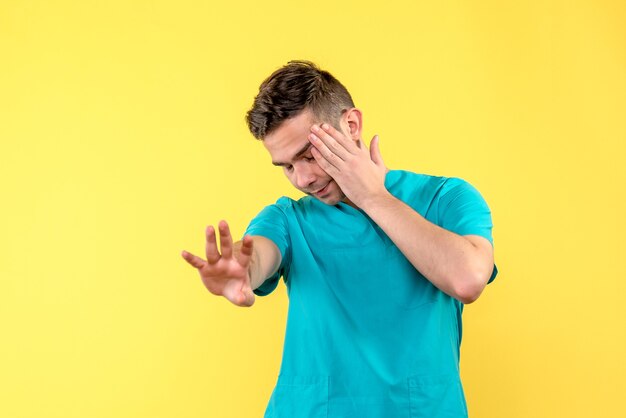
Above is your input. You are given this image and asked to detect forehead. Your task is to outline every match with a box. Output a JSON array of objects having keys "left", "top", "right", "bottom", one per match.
[{"left": 263, "top": 109, "right": 317, "bottom": 163}]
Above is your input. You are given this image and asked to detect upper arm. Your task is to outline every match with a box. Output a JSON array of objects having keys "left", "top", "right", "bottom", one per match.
[
  {"left": 438, "top": 178, "right": 499, "bottom": 293},
  {"left": 439, "top": 178, "right": 494, "bottom": 246}
]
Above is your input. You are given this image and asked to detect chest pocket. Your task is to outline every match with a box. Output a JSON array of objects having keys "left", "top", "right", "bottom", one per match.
[{"left": 265, "top": 375, "right": 329, "bottom": 418}]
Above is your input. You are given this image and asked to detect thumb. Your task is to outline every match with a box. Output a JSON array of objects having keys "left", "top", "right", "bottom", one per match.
[
  {"left": 240, "top": 283, "right": 256, "bottom": 307},
  {"left": 369, "top": 135, "right": 384, "bottom": 166}
]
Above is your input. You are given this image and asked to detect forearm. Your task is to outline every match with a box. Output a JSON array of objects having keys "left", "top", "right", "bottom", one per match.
[
  {"left": 234, "top": 236, "right": 281, "bottom": 291},
  {"left": 361, "top": 192, "right": 483, "bottom": 303}
]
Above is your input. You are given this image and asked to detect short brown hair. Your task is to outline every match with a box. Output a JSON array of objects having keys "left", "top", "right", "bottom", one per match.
[{"left": 245, "top": 60, "right": 355, "bottom": 140}]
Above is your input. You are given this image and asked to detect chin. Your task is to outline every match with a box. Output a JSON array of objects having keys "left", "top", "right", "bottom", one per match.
[
  {"left": 317, "top": 192, "right": 344, "bottom": 206},
  {"left": 307, "top": 181, "right": 347, "bottom": 206},
  {"left": 318, "top": 197, "right": 340, "bottom": 206}
]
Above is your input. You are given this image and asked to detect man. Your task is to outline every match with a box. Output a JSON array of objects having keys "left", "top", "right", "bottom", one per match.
[{"left": 181, "top": 60, "right": 498, "bottom": 417}]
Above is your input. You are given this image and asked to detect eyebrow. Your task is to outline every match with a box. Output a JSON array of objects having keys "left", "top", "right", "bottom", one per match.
[{"left": 272, "top": 142, "right": 313, "bottom": 166}]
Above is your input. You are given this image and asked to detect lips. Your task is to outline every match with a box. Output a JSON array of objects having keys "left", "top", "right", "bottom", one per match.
[{"left": 312, "top": 182, "right": 330, "bottom": 196}]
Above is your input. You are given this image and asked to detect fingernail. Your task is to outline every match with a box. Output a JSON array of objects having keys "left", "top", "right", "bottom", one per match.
[
  {"left": 311, "top": 125, "right": 319, "bottom": 132},
  {"left": 322, "top": 123, "right": 329, "bottom": 130}
]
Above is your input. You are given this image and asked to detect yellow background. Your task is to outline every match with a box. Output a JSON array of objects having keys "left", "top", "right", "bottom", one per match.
[{"left": 1, "top": 0, "right": 624, "bottom": 417}]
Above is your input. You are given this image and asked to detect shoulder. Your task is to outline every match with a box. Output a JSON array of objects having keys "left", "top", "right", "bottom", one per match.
[
  {"left": 248, "top": 196, "right": 296, "bottom": 226},
  {"left": 437, "top": 177, "right": 487, "bottom": 204},
  {"left": 386, "top": 169, "right": 453, "bottom": 204},
  {"left": 395, "top": 171, "right": 481, "bottom": 200},
  {"left": 256, "top": 196, "right": 300, "bottom": 215},
  {"left": 273, "top": 196, "right": 296, "bottom": 210},
  {"left": 439, "top": 176, "right": 474, "bottom": 190},
  {"left": 256, "top": 195, "right": 324, "bottom": 221},
  {"left": 386, "top": 169, "right": 450, "bottom": 190}
]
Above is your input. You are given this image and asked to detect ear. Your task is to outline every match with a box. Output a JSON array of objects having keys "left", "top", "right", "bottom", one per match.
[{"left": 341, "top": 108, "right": 363, "bottom": 141}]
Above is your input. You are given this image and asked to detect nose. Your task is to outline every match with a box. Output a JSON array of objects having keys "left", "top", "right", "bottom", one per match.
[{"left": 294, "top": 164, "right": 316, "bottom": 189}]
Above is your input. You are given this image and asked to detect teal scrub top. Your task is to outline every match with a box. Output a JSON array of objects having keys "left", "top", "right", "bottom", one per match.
[{"left": 244, "top": 170, "right": 498, "bottom": 418}]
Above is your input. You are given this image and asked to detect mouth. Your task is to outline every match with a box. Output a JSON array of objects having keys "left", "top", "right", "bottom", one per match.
[{"left": 311, "top": 182, "right": 331, "bottom": 197}]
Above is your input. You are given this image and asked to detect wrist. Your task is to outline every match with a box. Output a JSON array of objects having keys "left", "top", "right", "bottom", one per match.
[{"left": 359, "top": 188, "right": 395, "bottom": 214}]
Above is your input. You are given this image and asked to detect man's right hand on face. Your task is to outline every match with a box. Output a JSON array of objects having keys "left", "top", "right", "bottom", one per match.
[{"left": 181, "top": 220, "right": 256, "bottom": 307}]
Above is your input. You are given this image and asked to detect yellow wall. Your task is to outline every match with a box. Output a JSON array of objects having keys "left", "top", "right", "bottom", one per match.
[{"left": 1, "top": 1, "right": 624, "bottom": 417}]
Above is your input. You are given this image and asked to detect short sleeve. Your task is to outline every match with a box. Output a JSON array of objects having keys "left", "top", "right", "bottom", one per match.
[
  {"left": 243, "top": 197, "right": 292, "bottom": 296},
  {"left": 438, "top": 178, "right": 498, "bottom": 284}
]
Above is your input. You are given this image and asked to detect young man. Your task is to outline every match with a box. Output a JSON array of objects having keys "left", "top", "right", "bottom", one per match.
[{"left": 181, "top": 60, "right": 498, "bottom": 417}]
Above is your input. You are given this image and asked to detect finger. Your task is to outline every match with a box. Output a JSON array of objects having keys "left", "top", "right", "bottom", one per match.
[
  {"left": 316, "top": 123, "right": 358, "bottom": 154},
  {"left": 240, "top": 285, "right": 256, "bottom": 307},
  {"left": 311, "top": 146, "right": 339, "bottom": 176},
  {"left": 231, "top": 292, "right": 255, "bottom": 307},
  {"left": 369, "top": 135, "right": 385, "bottom": 166},
  {"left": 218, "top": 220, "right": 233, "bottom": 259},
  {"left": 235, "top": 280, "right": 256, "bottom": 307},
  {"left": 181, "top": 250, "right": 206, "bottom": 269},
  {"left": 310, "top": 124, "right": 352, "bottom": 160},
  {"left": 237, "top": 235, "right": 254, "bottom": 269},
  {"left": 205, "top": 225, "right": 220, "bottom": 264},
  {"left": 223, "top": 284, "right": 255, "bottom": 307},
  {"left": 309, "top": 134, "right": 342, "bottom": 169}
]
